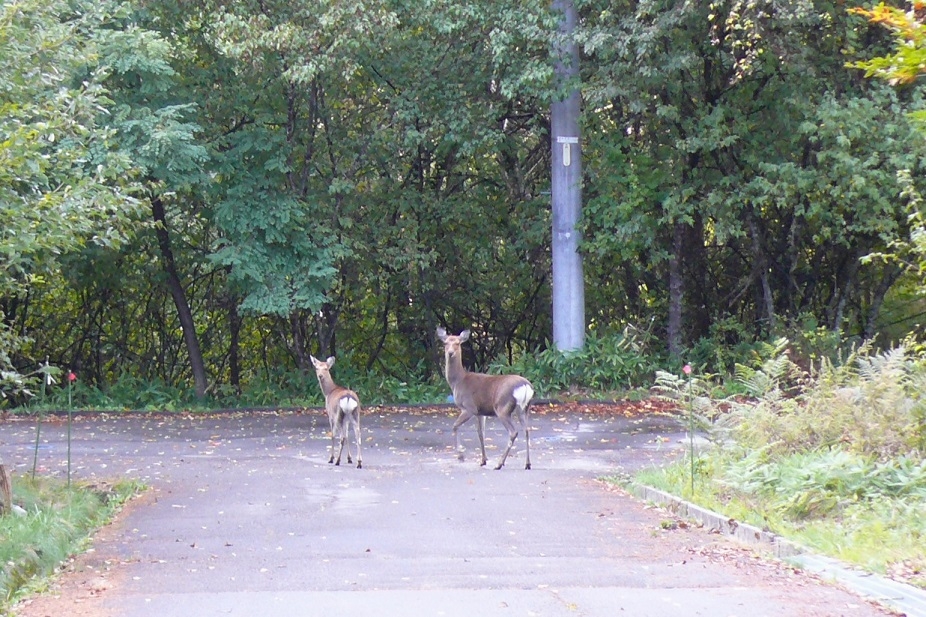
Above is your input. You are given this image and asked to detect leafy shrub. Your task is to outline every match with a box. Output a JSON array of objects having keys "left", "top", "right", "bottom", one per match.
[
  {"left": 776, "top": 314, "right": 849, "bottom": 371},
  {"left": 331, "top": 358, "right": 448, "bottom": 405},
  {"left": 639, "top": 341, "right": 926, "bottom": 586},
  {"left": 231, "top": 368, "right": 316, "bottom": 408},
  {"left": 685, "top": 315, "right": 850, "bottom": 383},
  {"left": 654, "top": 337, "right": 798, "bottom": 442},
  {"left": 0, "top": 477, "right": 142, "bottom": 608},
  {"left": 652, "top": 368, "right": 727, "bottom": 439},
  {"left": 501, "top": 326, "right": 663, "bottom": 396},
  {"left": 24, "top": 374, "right": 203, "bottom": 412},
  {"left": 685, "top": 317, "right": 769, "bottom": 377},
  {"left": 720, "top": 448, "right": 926, "bottom": 519},
  {"left": 724, "top": 344, "right": 926, "bottom": 459}
]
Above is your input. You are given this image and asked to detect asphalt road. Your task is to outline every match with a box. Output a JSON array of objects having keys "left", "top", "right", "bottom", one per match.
[{"left": 1, "top": 406, "right": 900, "bottom": 617}]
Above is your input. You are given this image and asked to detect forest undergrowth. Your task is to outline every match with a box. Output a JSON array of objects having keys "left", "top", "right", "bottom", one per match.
[
  {"left": 638, "top": 339, "right": 926, "bottom": 590},
  {"left": 0, "top": 477, "right": 143, "bottom": 613}
]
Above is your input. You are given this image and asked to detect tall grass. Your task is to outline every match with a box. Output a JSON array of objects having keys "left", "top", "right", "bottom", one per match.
[
  {"left": 0, "top": 476, "right": 143, "bottom": 610},
  {"left": 639, "top": 342, "right": 926, "bottom": 589}
]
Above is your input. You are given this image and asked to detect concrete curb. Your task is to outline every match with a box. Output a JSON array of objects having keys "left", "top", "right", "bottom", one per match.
[{"left": 629, "top": 483, "right": 926, "bottom": 617}]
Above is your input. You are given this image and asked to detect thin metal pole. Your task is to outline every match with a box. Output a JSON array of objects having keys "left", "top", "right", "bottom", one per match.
[{"left": 551, "top": 0, "right": 584, "bottom": 352}]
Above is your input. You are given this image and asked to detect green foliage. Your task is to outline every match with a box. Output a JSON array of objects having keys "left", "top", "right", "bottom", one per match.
[
  {"left": 638, "top": 445, "right": 926, "bottom": 586},
  {"left": 652, "top": 368, "right": 727, "bottom": 441},
  {"left": 21, "top": 362, "right": 451, "bottom": 411},
  {"left": 501, "top": 327, "right": 663, "bottom": 396},
  {"left": 685, "top": 318, "right": 779, "bottom": 378},
  {"left": 5, "top": 0, "right": 926, "bottom": 408},
  {"left": 685, "top": 317, "right": 860, "bottom": 395},
  {"left": 848, "top": 2, "right": 926, "bottom": 86},
  {"left": 0, "top": 346, "right": 38, "bottom": 408},
  {"left": 0, "top": 476, "right": 143, "bottom": 609},
  {"left": 721, "top": 448, "right": 926, "bottom": 519},
  {"left": 849, "top": 0, "right": 926, "bottom": 334},
  {"left": 211, "top": 192, "right": 339, "bottom": 317},
  {"left": 637, "top": 343, "right": 926, "bottom": 585},
  {"left": 0, "top": 0, "right": 145, "bottom": 395},
  {"left": 864, "top": 170, "right": 926, "bottom": 299},
  {"left": 722, "top": 344, "right": 926, "bottom": 458},
  {"left": 25, "top": 374, "right": 193, "bottom": 412},
  {"left": 0, "top": 0, "right": 142, "bottom": 299},
  {"left": 328, "top": 358, "right": 448, "bottom": 405},
  {"left": 581, "top": 0, "right": 926, "bottom": 352}
]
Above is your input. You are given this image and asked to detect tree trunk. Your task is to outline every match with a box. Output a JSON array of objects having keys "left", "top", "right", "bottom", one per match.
[
  {"left": 748, "top": 213, "right": 776, "bottom": 332},
  {"left": 685, "top": 214, "right": 711, "bottom": 341},
  {"left": 0, "top": 464, "right": 12, "bottom": 515},
  {"left": 151, "top": 196, "right": 208, "bottom": 399},
  {"left": 228, "top": 296, "right": 241, "bottom": 393},
  {"left": 290, "top": 311, "right": 311, "bottom": 371},
  {"left": 864, "top": 264, "right": 903, "bottom": 340},
  {"left": 667, "top": 222, "right": 684, "bottom": 358},
  {"left": 827, "top": 249, "right": 862, "bottom": 331}
]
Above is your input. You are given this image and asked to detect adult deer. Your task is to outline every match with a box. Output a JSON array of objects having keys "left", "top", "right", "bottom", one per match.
[
  {"left": 310, "top": 355, "right": 362, "bottom": 468},
  {"left": 436, "top": 327, "right": 534, "bottom": 470}
]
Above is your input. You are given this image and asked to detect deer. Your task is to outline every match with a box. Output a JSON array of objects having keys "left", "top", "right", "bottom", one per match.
[
  {"left": 310, "top": 355, "right": 362, "bottom": 469},
  {"left": 436, "top": 327, "right": 534, "bottom": 470}
]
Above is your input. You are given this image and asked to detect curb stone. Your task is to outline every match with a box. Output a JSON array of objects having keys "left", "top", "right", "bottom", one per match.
[{"left": 629, "top": 483, "right": 926, "bottom": 617}]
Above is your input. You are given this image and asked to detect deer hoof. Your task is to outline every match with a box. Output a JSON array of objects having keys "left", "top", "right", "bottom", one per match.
[
  {"left": 328, "top": 457, "right": 334, "bottom": 464},
  {"left": 335, "top": 459, "right": 341, "bottom": 466},
  {"left": 525, "top": 462, "right": 531, "bottom": 470},
  {"left": 357, "top": 461, "right": 362, "bottom": 469}
]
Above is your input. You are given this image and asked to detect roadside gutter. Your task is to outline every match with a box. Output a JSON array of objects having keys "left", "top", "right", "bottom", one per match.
[{"left": 629, "top": 483, "right": 926, "bottom": 617}]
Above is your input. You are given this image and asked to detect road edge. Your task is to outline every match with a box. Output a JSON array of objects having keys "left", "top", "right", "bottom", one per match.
[{"left": 628, "top": 482, "right": 926, "bottom": 617}]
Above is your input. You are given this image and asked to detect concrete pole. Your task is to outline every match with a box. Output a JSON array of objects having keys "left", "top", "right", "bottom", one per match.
[{"left": 551, "top": 0, "right": 585, "bottom": 352}]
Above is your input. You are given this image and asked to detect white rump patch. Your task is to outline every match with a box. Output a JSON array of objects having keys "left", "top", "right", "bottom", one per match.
[
  {"left": 512, "top": 383, "right": 534, "bottom": 409},
  {"left": 339, "top": 396, "right": 359, "bottom": 413}
]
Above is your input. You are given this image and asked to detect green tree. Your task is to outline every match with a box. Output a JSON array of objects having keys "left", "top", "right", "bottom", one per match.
[
  {"left": 850, "top": 1, "right": 926, "bottom": 87},
  {"left": 95, "top": 12, "right": 212, "bottom": 397},
  {"left": 578, "top": 0, "right": 926, "bottom": 353},
  {"left": 850, "top": 1, "right": 926, "bottom": 302},
  {"left": 205, "top": 0, "right": 557, "bottom": 374},
  {"left": 0, "top": 0, "right": 142, "bottom": 399}
]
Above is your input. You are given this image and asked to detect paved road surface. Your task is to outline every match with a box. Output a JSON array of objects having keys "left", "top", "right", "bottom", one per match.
[{"left": 1, "top": 406, "right": 900, "bottom": 617}]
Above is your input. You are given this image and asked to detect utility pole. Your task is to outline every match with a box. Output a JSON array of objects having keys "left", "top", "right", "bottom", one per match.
[{"left": 551, "top": 0, "right": 584, "bottom": 352}]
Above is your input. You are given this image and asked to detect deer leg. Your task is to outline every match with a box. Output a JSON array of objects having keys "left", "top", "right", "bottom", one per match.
[
  {"left": 335, "top": 413, "right": 348, "bottom": 466},
  {"left": 476, "top": 416, "right": 487, "bottom": 466},
  {"left": 352, "top": 411, "right": 362, "bottom": 469},
  {"left": 328, "top": 413, "right": 338, "bottom": 464},
  {"left": 520, "top": 405, "right": 532, "bottom": 470},
  {"left": 344, "top": 414, "right": 353, "bottom": 465},
  {"left": 493, "top": 412, "right": 520, "bottom": 470},
  {"left": 452, "top": 410, "right": 475, "bottom": 461}
]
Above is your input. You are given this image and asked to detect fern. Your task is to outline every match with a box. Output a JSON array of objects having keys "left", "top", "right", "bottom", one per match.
[
  {"left": 653, "top": 369, "right": 727, "bottom": 441},
  {"left": 722, "top": 343, "right": 926, "bottom": 459}
]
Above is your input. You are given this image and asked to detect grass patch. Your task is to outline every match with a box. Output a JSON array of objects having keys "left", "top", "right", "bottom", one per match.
[
  {"left": 633, "top": 451, "right": 926, "bottom": 588},
  {"left": 630, "top": 342, "right": 926, "bottom": 590},
  {"left": 0, "top": 475, "right": 144, "bottom": 611}
]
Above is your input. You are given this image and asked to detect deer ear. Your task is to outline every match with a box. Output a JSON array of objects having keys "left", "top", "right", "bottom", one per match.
[
  {"left": 310, "top": 355, "right": 320, "bottom": 365},
  {"left": 459, "top": 329, "right": 471, "bottom": 341},
  {"left": 326, "top": 356, "right": 336, "bottom": 368},
  {"left": 436, "top": 327, "right": 447, "bottom": 341}
]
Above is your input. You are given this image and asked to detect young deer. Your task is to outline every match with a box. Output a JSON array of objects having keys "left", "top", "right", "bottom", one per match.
[
  {"left": 436, "top": 327, "right": 534, "bottom": 470},
  {"left": 310, "top": 355, "right": 362, "bottom": 469}
]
